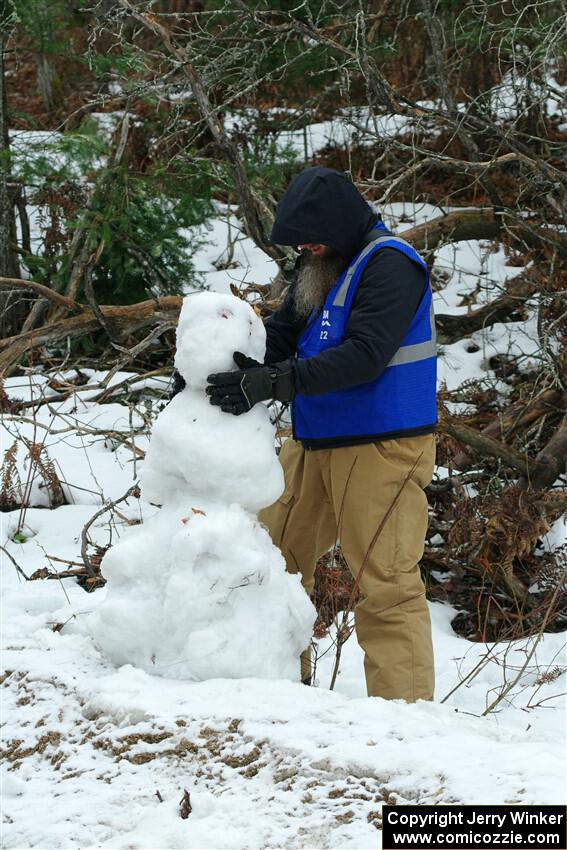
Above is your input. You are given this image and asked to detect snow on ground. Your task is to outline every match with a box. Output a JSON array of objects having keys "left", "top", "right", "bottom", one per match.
[
  {"left": 187, "top": 211, "right": 279, "bottom": 295},
  {"left": 0, "top": 370, "right": 154, "bottom": 506},
  {"left": 2, "top": 550, "right": 565, "bottom": 849},
  {"left": 224, "top": 106, "right": 418, "bottom": 161},
  {"left": 2, "top": 204, "right": 566, "bottom": 848}
]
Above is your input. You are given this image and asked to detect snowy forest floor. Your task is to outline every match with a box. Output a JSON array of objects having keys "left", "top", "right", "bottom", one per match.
[
  {"left": 1, "top": 203, "right": 566, "bottom": 850},
  {"left": 2, "top": 590, "right": 565, "bottom": 849}
]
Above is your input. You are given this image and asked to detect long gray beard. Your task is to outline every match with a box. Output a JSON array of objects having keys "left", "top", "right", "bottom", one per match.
[{"left": 294, "top": 252, "right": 347, "bottom": 320}]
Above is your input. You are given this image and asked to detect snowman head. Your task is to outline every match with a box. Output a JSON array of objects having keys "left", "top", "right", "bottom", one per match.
[{"left": 174, "top": 292, "right": 266, "bottom": 392}]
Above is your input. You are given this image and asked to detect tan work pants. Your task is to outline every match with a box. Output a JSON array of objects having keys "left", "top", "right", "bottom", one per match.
[{"left": 258, "top": 434, "right": 436, "bottom": 701}]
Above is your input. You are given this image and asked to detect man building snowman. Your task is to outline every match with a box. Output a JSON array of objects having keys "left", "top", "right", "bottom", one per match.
[{"left": 205, "top": 166, "right": 437, "bottom": 702}]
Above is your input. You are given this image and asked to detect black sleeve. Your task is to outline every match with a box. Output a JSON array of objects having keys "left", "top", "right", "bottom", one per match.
[
  {"left": 293, "top": 248, "right": 426, "bottom": 396},
  {"left": 264, "top": 281, "right": 305, "bottom": 365}
]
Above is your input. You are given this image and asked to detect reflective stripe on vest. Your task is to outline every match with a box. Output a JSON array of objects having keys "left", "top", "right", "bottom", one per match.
[
  {"left": 332, "top": 236, "right": 411, "bottom": 306},
  {"left": 333, "top": 234, "right": 436, "bottom": 367}
]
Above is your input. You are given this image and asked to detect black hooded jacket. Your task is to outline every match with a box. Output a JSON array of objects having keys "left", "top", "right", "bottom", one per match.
[
  {"left": 271, "top": 167, "right": 377, "bottom": 260},
  {"left": 266, "top": 168, "right": 431, "bottom": 445}
]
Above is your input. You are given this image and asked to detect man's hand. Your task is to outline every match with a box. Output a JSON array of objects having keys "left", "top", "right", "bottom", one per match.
[
  {"left": 206, "top": 351, "right": 295, "bottom": 415},
  {"left": 168, "top": 369, "right": 186, "bottom": 400},
  {"left": 230, "top": 351, "right": 263, "bottom": 370}
]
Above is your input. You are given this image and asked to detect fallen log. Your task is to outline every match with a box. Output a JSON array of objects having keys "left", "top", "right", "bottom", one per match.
[
  {"left": 442, "top": 411, "right": 567, "bottom": 491},
  {"left": 402, "top": 208, "right": 499, "bottom": 251},
  {"left": 435, "top": 267, "right": 544, "bottom": 344},
  {"left": 440, "top": 415, "right": 530, "bottom": 477},
  {"left": 402, "top": 208, "right": 567, "bottom": 259},
  {"left": 452, "top": 389, "right": 567, "bottom": 470},
  {"left": 0, "top": 295, "right": 182, "bottom": 376},
  {"left": 519, "top": 417, "right": 567, "bottom": 491}
]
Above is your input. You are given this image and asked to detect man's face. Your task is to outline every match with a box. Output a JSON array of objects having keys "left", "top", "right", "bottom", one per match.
[{"left": 297, "top": 243, "right": 332, "bottom": 258}]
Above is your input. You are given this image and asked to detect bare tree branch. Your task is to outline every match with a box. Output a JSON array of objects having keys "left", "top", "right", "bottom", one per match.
[
  {"left": 117, "top": 0, "right": 289, "bottom": 265},
  {"left": 0, "top": 277, "right": 82, "bottom": 313}
]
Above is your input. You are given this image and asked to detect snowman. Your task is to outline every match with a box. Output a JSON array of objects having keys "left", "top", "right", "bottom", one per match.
[{"left": 88, "top": 292, "right": 316, "bottom": 681}]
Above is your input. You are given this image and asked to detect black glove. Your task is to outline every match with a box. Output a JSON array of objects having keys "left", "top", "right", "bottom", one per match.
[
  {"left": 206, "top": 351, "right": 295, "bottom": 415},
  {"left": 168, "top": 369, "right": 186, "bottom": 400},
  {"left": 229, "top": 352, "right": 263, "bottom": 370}
]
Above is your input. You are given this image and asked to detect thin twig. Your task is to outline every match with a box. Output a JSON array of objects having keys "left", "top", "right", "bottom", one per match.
[
  {"left": 482, "top": 568, "right": 567, "bottom": 715},
  {"left": 95, "top": 330, "right": 172, "bottom": 401},
  {"left": 80, "top": 485, "right": 139, "bottom": 576},
  {"left": 0, "top": 545, "right": 30, "bottom": 580}
]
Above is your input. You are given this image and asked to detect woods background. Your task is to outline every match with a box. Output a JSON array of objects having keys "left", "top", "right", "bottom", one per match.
[{"left": 1, "top": 0, "right": 566, "bottom": 650}]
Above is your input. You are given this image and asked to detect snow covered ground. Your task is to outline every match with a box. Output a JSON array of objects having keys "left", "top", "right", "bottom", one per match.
[
  {"left": 1, "top": 203, "right": 566, "bottom": 849},
  {"left": 2, "top": 551, "right": 565, "bottom": 848}
]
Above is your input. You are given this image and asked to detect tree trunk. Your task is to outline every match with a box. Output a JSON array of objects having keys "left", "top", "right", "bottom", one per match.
[
  {"left": 35, "top": 53, "right": 63, "bottom": 113},
  {"left": 0, "top": 19, "right": 24, "bottom": 338}
]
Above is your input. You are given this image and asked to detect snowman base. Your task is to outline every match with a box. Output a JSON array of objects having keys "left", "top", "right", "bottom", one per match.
[{"left": 88, "top": 501, "right": 315, "bottom": 681}]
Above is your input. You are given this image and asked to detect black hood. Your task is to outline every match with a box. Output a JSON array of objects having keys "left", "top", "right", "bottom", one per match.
[{"left": 270, "top": 167, "right": 377, "bottom": 261}]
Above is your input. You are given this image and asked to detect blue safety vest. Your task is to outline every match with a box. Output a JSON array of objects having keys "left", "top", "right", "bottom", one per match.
[{"left": 293, "top": 223, "right": 437, "bottom": 443}]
